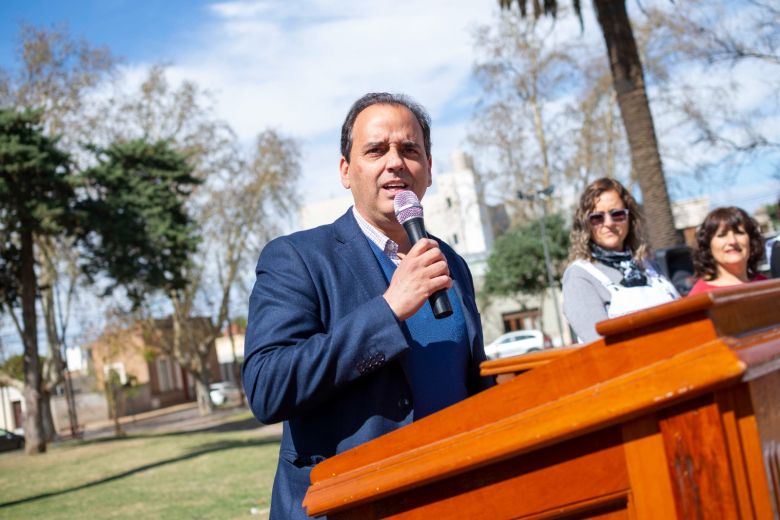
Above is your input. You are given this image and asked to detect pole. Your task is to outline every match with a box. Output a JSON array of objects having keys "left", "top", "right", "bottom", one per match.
[
  {"left": 518, "top": 186, "right": 566, "bottom": 345},
  {"left": 538, "top": 201, "right": 565, "bottom": 345},
  {"left": 60, "top": 345, "right": 80, "bottom": 439}
]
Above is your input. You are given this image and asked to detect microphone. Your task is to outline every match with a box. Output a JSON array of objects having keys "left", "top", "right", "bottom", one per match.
[{"left": 393, "top": 190, "right": 453, "bottom": 319}]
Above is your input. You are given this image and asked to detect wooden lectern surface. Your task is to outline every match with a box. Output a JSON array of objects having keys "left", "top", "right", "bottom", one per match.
[{"left": 303, "top": 279, "right": 780, "bottom": 519}]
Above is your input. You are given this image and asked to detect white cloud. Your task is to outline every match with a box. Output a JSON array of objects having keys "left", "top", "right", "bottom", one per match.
[
  {"left": 108, "top": 0, "right": 778, "bottom": 207},
  {"left": 144, "top": 0, "right": 501, "bottom": 203}
]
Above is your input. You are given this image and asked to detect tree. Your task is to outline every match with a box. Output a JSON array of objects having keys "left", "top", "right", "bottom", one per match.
[
  {"left": 145, "top": 129, "right": 301, "bottom": 416},
  {"left": 632, "top": 1, "right": 780, "bottom": 188},
  {"left": 85, "top": 66, "right": 301, "bottom": 415},
  {"left": 0, "top": 23, "right": 117, "bottom": 142},
  {"left": 484, "top": 213, "right": 570, "bottom": 297},
  {"left": 0, "top": 24, "right": 118, "bottom": 442},
  {"left": 78, "top": 139, "right": 201, "bottom": 305},
  {"left": 78, "top": 138, "right": 213, "bottom": 413},
  {"left": 470, "top": 11, "right": 580, "bottom": 219},
  {"left": 91, "top": 312, "right": 140, "bottom": 438},
  {"left": 84, "top": 65, "right": 233, "bottom": 180},
  {"left": 499, "top": 0, "right": 679, "bottom": 248},
  {"left": 0, "top": 354, "right": 24, "bottom": 386},
  {"left": 0, "top": 108, "right": 74, "bottom": 454}
]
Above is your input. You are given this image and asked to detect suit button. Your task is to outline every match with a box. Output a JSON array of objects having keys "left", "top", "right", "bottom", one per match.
[{"left": 398, "top": 397, "right": 410, "bottom": 410}]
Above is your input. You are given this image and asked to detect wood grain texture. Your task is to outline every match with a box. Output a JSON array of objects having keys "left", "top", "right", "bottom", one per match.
[
  {"left": 597, "top": 278, "right": 780, "bottom": 339},
  {"left": 621, "top": 417, "right": 677, "bottom": 519},
  {"left": 330, "top": 429, "right": 629, "bottom": 519},
  {"left": 480, "top": 347, "right": 582, "bottom": 377},
  {"left": 305, "top": 281, "right": 780, "bottom": 519},
  {"left": 659, "top": 396, "right": 739, "bottom": 518},
  {"left": 304, "top": 340, "right": 744, "bottom": 516},
  {"left": 746, "top": 370, "right": 780, "bottom": 516},
  {"left": 312, "top": 313, "right": 721, "bottom": 482},
  {"left": 715, "top": 388, "right": 760, "bottom": 519}
]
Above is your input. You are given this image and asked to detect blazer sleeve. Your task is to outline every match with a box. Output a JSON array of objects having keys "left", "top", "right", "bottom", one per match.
[{"left": 242, "top": 236, "right": 410, "bottom": 425}]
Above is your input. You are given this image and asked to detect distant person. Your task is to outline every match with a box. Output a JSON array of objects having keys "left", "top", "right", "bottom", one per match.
[
  {"left": 689, "top": 206, "right": 766, "bottom": 295},
  {"left": 771, "top": 239, "right": 780, "bottom": 278},
  {"left": 242, "top": 92, "right": 493, "bottom": 519},
  {"left": 562, "top": 178, "right": 679, "bottom": 343}
]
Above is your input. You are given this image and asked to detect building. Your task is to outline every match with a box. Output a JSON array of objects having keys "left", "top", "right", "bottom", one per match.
[
  {"left": 214, "top": 323, "right": 245, "bottom": 385},
  {"left": 88, "top": 317, "right": 223, "bottom": 415},
  {"left": 0, "top": 385, "right": 23, "bottom": 434}
]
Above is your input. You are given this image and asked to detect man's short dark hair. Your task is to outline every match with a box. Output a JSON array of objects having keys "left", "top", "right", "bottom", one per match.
[{"left": 340, "top": 92, "right": 432, "bottom": 162}]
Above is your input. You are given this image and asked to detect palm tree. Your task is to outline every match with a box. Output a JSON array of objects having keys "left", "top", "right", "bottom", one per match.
[{"left": 499, "top": 0, "right": 679, "bottom": 249}]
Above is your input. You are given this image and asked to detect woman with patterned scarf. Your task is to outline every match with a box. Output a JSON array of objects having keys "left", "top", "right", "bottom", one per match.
[{"left": 562, "top": 178, "right": 679, "bottom": 343}]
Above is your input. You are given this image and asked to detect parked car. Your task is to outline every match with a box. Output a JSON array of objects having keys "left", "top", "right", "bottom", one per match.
[
  {"left": 209, "top": 381, "right": 241, "bottom": 406},
  {"left": 484, "top": 329, "right": 553, "bottom": 360},
  {"left": 0, "top": 428, "right": 24, "bottom": 452}
]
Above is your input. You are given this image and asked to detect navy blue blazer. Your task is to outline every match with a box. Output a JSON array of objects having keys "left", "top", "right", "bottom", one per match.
[{"left": 242, "top": 209, "right": 494, "bottom": 519}]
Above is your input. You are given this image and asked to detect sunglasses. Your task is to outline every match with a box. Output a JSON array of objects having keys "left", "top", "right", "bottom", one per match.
[{"left": 588, "top": 208, "right": 629, "bottom": 226}]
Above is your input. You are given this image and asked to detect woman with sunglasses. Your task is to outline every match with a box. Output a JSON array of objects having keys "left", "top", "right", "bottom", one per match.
[
  {"left": 562, "top": 178, "right": 679, "bottom": 343},
  {"left": 688, "top": 207, "right": 766, "bottom": 296}
]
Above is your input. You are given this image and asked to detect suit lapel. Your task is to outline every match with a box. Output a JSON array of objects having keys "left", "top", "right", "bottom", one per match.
[
  {"left": 447, "top": 255, "right": 479, "bottom": 352},
  {"left": 333, "top": 209, "right": 388, "bottom": 300}
]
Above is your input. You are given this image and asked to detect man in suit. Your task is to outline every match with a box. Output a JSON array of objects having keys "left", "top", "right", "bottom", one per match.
[{"left": 242, "top": 92, "right": 494, "bottom": 519}]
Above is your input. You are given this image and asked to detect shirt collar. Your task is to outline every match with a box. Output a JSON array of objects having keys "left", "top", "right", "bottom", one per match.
[{"left": 351, "top": 207, "right": 400, "bottom": 265}]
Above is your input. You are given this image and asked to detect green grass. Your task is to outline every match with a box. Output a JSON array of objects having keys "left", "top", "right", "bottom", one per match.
[{"left": 0, "top": 412, "right": 279, "bottom": 519}]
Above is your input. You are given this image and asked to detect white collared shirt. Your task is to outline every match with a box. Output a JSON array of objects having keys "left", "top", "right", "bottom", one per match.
[{"left": 351, "top": 207, "right": 401, "bottom": 266}]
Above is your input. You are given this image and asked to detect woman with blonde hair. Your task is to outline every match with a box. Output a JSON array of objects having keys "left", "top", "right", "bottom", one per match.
[{"left": 562, "top": 178, "right": 678, "bottom": 343}]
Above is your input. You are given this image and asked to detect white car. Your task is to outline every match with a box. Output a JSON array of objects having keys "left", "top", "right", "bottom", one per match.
[
  {"left": 484, "top": 330, "right": 553, "bottom": 360},
  {"left": 209, "top": 381, "right": 241, "bottom": 406}
]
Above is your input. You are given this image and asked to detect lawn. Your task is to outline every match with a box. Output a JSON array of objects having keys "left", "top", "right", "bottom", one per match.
[{"left": 0, "top": 411, "right": 280, "bottom": 519}]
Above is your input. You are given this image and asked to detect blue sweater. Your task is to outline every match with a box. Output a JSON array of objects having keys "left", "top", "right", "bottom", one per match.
[{"left": 368, "top": 240, "right": 469, "bottom": 419}]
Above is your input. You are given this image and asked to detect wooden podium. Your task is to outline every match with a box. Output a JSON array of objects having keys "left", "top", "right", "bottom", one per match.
[{"left": 303, "top": 280, "right": 780, "bottom": 519}]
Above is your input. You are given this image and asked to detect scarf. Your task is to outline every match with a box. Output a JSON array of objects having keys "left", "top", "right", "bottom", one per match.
[{"left": 590, "top": 244, "right": 647, "bottom": 287}]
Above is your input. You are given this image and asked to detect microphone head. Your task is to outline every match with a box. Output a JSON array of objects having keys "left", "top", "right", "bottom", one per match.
[{"left": 393, "top": 190, "right": 423, "bottom": 225}]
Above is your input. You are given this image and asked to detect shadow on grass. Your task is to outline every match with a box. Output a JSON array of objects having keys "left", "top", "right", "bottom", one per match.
[
  {"left": 0, "top": 436, "right": 280, "bottom": 509},
  {"left": 75, "top": 416, "right": 276, "bottom": 446}
]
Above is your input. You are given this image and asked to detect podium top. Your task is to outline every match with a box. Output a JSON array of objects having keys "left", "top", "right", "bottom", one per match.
[
  {"left": 597, "top": 278, "right": 780, "bottom": 340},
  {"left": 303, "top": 279, "right": 780, "bottom": 517}
]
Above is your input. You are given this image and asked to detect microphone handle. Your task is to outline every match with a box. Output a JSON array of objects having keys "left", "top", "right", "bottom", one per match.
[{"left": 402, "top": 218, "right": 453, "bottom": 319}]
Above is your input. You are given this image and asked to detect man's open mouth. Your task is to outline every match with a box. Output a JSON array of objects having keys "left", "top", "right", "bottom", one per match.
[{"left": 383, "top": 182, "right": 408, "bottom": 193}]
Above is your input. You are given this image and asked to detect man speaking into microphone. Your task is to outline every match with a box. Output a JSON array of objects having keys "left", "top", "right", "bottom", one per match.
[{"left": 242, "top": 92, "right": 494, "bottom": 519}]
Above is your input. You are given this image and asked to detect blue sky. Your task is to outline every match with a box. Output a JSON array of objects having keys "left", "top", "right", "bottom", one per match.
[
  {"left": 0, "top": 0, "right": 777, "bottom": 355},
  {"left": 1, "top": 0, "right": 512, "bottom": 203},
  {"left": 1, "top": 0, "right": 777, "bottom": 211},
  {"left": 0, "top": 1, "right": 211, "bottom": 68}
]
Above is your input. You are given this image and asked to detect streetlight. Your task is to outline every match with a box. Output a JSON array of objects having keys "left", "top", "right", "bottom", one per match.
[{"left": 517, "top": 185, "right": 565, "bottom": 345}]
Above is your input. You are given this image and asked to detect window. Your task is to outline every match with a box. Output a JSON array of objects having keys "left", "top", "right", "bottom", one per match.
[
  {"left": 502, "top": 309, "right": 541, "bottom": 332},
  {"left": 157, "top": 358, "right": 172, "bottom": 392}
]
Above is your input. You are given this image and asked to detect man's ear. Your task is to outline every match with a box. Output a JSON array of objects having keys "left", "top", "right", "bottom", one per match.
[{"left": 339, "top": 156, "right": 350, "bottom": 189}]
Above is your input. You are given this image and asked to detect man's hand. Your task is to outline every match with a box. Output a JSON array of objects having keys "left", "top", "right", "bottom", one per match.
[{"left": 383, "top": 238, "right": 452, "bottom": 321}]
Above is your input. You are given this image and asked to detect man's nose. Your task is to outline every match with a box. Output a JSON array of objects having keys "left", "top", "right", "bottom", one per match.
[{"left": 385, "top": 146, "right": 404, "bottom": 170}]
